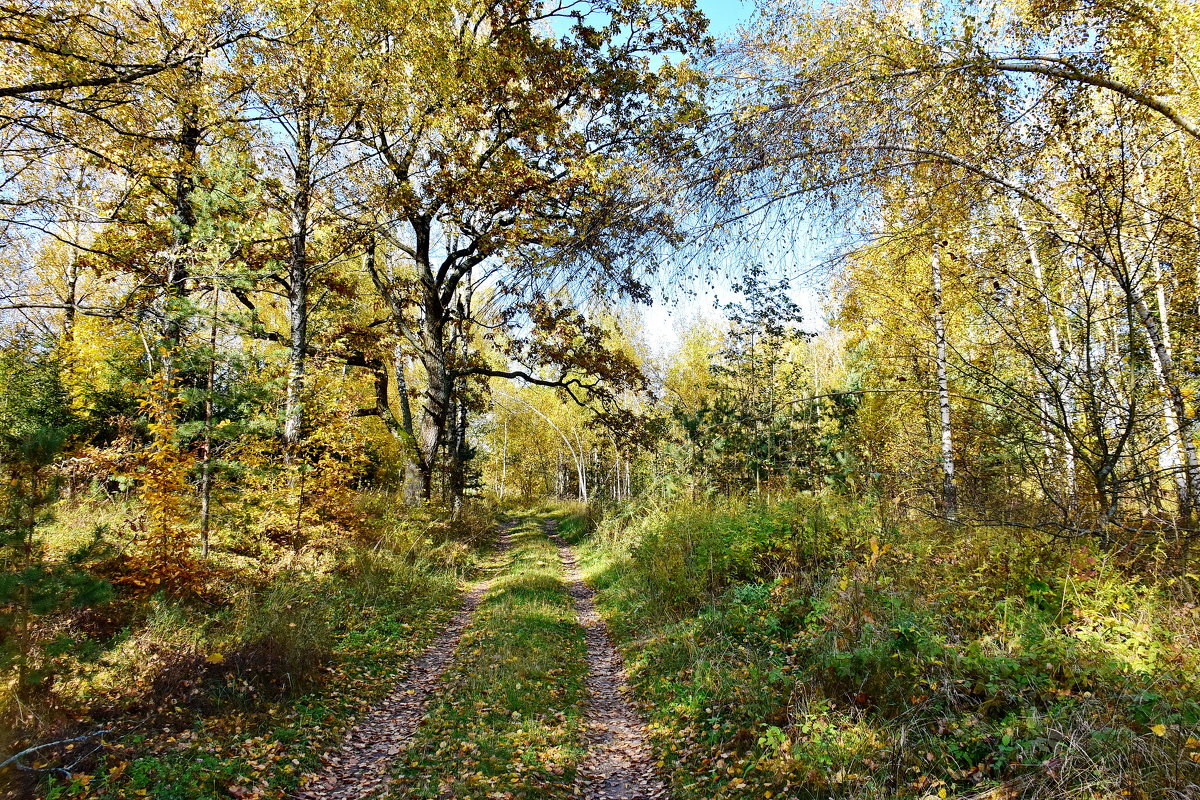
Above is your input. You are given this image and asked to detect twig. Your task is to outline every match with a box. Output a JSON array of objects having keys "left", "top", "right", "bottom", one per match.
[{"left": 0, "top": 728, "right": 112, "bottom": 779}]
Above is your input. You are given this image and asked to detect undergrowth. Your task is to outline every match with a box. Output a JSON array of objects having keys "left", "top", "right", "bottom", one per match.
[
  {"left": 4, "top": 494, "right": 495, "bottom": 799},
  {"left": 575, "top": 494, "right": 1200, "bottom": 800}
]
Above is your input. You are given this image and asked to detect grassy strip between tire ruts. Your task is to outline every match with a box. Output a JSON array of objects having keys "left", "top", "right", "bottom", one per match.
[{"left": 386, "top": 517, "right": 589, "bottom": 800}]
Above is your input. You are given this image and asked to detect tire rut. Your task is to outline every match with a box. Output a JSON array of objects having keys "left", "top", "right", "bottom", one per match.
[
  {"left": 547, "top": 523, "right": 671, "bottom": 800},
  {"left": 296, "top": 524, "right": 515, "bottom": 800}
]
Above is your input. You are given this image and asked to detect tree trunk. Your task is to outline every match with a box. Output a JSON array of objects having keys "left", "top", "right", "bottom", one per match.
[
  {"left": 1127, "top": 283, "right": 1199, "bottom": 515},
  {"left": 393, "top": 343, "right": 423, "bottom": 504},
  {"left": 499, "top": 418, "right": 507, "bottom": 501},
  {"left": 1179, "top": 137, "right": 1200, "bottom": 319},
  {"left": 283, "top": 102, "right": 312, "bottom": 450},
  {"left": 448, "top": 396, "right": 468, "bottom": 511},
  {"left": 63, "top": 193, "right": 81, "bottom": 345},
  {"left": 932, "top": 245, "right": 958, "bottom": 521},
  {"left": 360, "top": 234, "right": 427, "bottom": 503},
  {"left": 161, "top": 56, "right": 202, "bottom": 383},
  {"left": 199, "top": 290, "right": 217, "bottom": 559},
  {"left": 1013, "top": 205, "right": 1078, "bottom": 505},
  {"left": 1131, "top": 161, "right": 1191, "bottom": 516},
  {"left": 394, "top": 343, "right": 414, "bottom": 435},
  {"left": 448, "top": 283, "right": 474, "bottom": 509},
  {"left": 1152, "top": 254, "right": 1189, "bottom": 513},
  {"left": 376, "top": 215, "right": 452, "bottom": 503},
  {"left": 576, "top": 431, "right": 589, "bottom": 503},
  {"left": 416, "top": 308, "right": 450, "bottom": 502}
]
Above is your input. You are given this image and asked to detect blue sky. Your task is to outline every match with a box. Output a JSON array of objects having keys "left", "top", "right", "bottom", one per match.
[
  {"left": 697, "top": 0, "right": 752, "bottom": 36},
  {"left": 638, "top": 0, "right": 832, "bottom": 352},
  {"left": 643, "top": 0, "right": 830, "bottom": 350},
  {"left": 630, "top": 0, "right": 833, "bottom": 353}
]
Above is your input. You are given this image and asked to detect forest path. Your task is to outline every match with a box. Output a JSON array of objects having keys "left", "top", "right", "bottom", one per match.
[
  {"left": 297, "top": 516, "right": 667, "bottom": 800},
  {"left": 548, "top": 521, "right": 671, "bottom": 800},
  {"left": 295, "top": 523, "right": 515, "bottom": 800}
]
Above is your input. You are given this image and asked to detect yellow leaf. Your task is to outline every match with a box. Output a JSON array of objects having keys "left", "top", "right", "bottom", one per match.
[
  {"left": 206, "top": 653, "right": 225, "bottom": 664},
  {"left": 1150, "top": 724, "right": 1167, "bottom": 737}
]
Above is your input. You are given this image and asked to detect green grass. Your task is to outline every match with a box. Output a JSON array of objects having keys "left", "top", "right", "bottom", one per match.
[
  {"left": 545, "top": 501, "right": 596, "bottom": 545},
  {"left": 387, "top": 516, "right": 588, "bottom": 800},
  {"left": 574, "top": 495, "right": 1200, "bottom": 800}
]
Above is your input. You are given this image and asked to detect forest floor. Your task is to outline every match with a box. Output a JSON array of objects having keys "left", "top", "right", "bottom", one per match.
[
  {"left": 19, "top": 509, "right": 672, "bottom": 800},
  {"left": 21, "top": 502, "right": 1200, "bottom": 800}
]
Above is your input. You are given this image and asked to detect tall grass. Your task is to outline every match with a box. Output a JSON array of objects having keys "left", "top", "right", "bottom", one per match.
[{"left": 576, "top": 492, "right": 1200, "bottom": 799}]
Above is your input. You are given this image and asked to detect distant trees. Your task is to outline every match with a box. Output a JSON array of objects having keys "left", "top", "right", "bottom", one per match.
[
  {"left": 648, "top": 272, "right": 863, "bottom": 499},
  {"left": 480, "top": 308, "right": 654, "bottom": 505},
  {"left": 678, "top": 267, "right": 807, "bottom": 493}
]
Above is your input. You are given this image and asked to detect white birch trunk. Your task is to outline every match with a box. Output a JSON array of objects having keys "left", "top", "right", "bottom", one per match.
[
  {"left": 1128, "top": 283, "right": 1199, "bottom": 514},
  {"left": 932, "top": 246, "right": 958, "bottom": 521},
  {"left": 1179, "top": 137, "right": 1200, "bottom": 318},
  {"left": 283, "top": 102, "right": 312, "bottom": 450},
  {"left": 1012, "top": 205, "right": 1078, "bottom": 503},
  {"left": 499, "top": 419, "right": 507, "bottom": 501}
]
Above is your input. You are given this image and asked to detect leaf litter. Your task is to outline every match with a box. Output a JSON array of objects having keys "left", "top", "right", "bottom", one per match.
[{"left": 548, "top": 523, "right": 671, "bottom": 800}]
